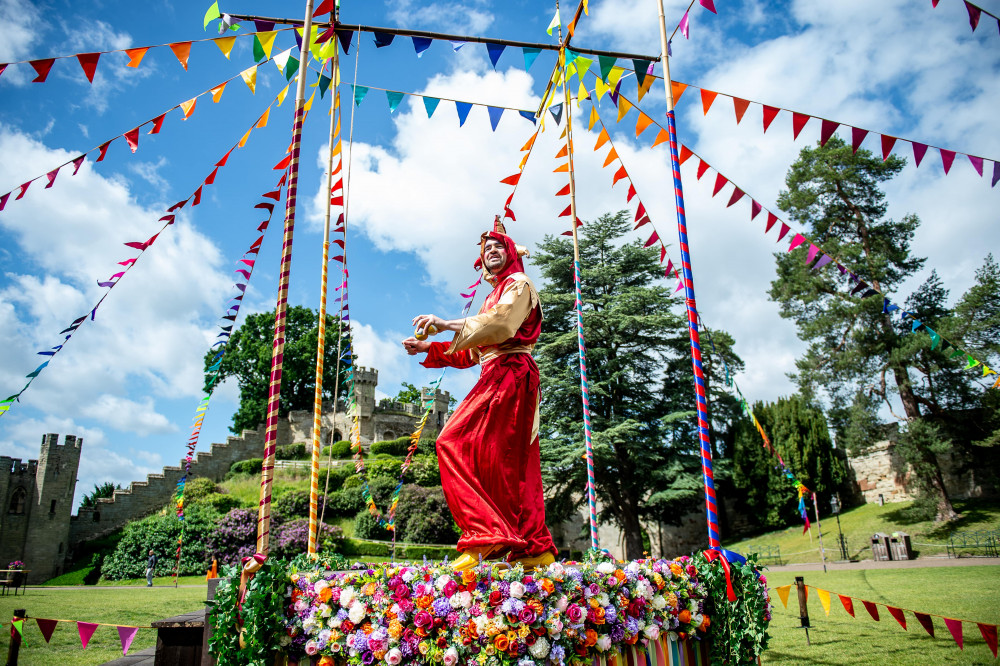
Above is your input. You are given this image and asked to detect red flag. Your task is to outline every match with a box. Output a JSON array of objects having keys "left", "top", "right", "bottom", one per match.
[
  {"left": 791, "top": 112, "right": 810, "bottom": 139},
  {"left": 762, "top": 105, "right": 780, "bottom": 132},
  {"left": 851, "top": 127, "right": 869, "bottom": 153},
  {"left": 0, "top": 192, "right": 9, "bottom": 211},
  {"left": 96, "top": 141, "right": 111, "bottom": 162},
  {"left": 635, "top": 203, "right": 646, "bottom": 221},
  {"left": 644, "top": 231, "right": 659, "bottom": 248},
  {"left": 765, "top": 213, "right": 778, "bottom": 233},
  {"left": 634, "top": 216, "right": 650, "bottom": 230},
  {"left": 712, "top": 173, "right": 728, "bottom": 196},
  {"left": 76, "top": 52, "right": 100, "bottom": 83},
  {"left": 965, "top": 1, "right": 982, "bottom": 30},
  {"left": 862, "top": 601, "right": 880, "bottom": 621},
  {"left": 912, "top": 142, "right": 928, "bottom": 167},
  {"left": 204, "top": 168, "right": 219, "bottom": 185},
  {"left": 45, "top": 168, "right": 59, "bottom": 188},
  {"left": 881, "top": 135, "right": 897, "bottom": 161},
  {"left": 944, "top": 618, "right": 963, "bottom": 649},
  {"left": 36, "top": 618, "right": 58, "bottom": 642},
  {"left": 777, "top": 223, "right": 790, "bottom": 242},
  {"left": 839, "top": 595, "right": 855, "bottom": 618},
  {"left": 500, "top": 173, "right": 520, "bottom": 186},
  {"left": 72, "top": 155, "right": 86, "bottom": 175},
  {"left": 914, "top": 613, "right": 935, "bottom": 637},
  {"left": 612, "top": 166, "right": 628, "bottom": 186},
  {"left": 559, "top": 205, "right": 572, "bottom": 217},
  {"left": 30, "top": 58, "right": 55, "bottom": 82},
  {"left": 696, "top": 160, "right": 709, "bottom": 180},
  {"left": 940, "top": 149, "right": 956, "bottom": 174},
  {"left": 149, "top": 114, "right": 165, "bottom": 135},
  {"left": 124, "top": 128, "right": 140, "bottom": 153},
  {"left": 555, "top": 184, "right": 570, "bottom": 196},
  {"left": 679, "top": 145, "right": 694, "bottom": 165},
  {"left": 700, "top": 89, "right": 718, "bottom": 115},
  {"left": 273, "top": 155, "right": 292, "bottom": 170},
  {"left": 820, "top": 119, "right": 839, "bottom": 146},
  {"left": 313, "top": 0, "right": 334, "bottom": 16},
  {"left": 627, "top": 184, "right": 637, "bottom": 202},
  {"left": 727, "top": 188, "right": 745, "bottom": 208},
  {"left": 886, "top": 606, "right": 907, "bottom": 630},
  {"left": 732, "top": 97, "right": 750, "bottom": 124},
  {"left": 15, "top": 181, "right": 31, "bottom": 200},
  {"left": 979, "top": 623, "right": 998, "bottom": 658},
  {"left": 750, "top": 200, "right": 762, "bottom": 220},
  {"left": 192, "top": 185, "right": 203, "bottom": 206}
]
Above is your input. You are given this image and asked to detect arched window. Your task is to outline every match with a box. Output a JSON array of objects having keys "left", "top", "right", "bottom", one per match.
[{"left": 8, "top": 487, "right": 26, "bottom": 514}]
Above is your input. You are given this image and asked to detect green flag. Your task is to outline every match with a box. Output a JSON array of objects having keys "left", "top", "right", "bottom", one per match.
[{"left": 203, "top": 1, "right": 220, "bottom": 30}]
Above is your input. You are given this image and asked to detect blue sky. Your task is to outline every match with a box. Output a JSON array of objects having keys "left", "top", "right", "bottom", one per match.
[{"left": 1, "top": 0, "right": 998, "bottom": 508}]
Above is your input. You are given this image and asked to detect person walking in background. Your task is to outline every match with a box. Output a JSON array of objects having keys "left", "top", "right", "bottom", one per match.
[{"left": 146, "top": 549, "right": 157, "bottom": 587}]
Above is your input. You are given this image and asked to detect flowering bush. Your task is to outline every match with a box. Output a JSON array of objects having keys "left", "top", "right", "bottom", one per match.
[
  {"left": 8, "top": 561, "right": 24, "bottom": 570},
  {"left": 206, "top": 508, "right": 264, "bottom": 566},
  {"left": 279, "top": 554, "right": 718, "bottom": 666},
  {"left": 272, "top": 519, "right": 344, "bottom": 560}
]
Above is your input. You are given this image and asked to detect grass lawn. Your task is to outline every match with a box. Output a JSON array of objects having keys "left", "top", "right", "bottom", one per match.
[
  {"left": 762, "top": 565, "right": 1000, "bottom": 664},
  {"left": 724, "top": 498, "right": 1000, "bottom": 565},
  {"left": 0, "top": 583, "right": 207, "bottom": 665}
]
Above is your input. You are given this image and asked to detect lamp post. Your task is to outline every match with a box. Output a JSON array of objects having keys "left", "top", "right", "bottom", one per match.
[{"left": 830, "top": 493, "right": 848, "bottom": 561}]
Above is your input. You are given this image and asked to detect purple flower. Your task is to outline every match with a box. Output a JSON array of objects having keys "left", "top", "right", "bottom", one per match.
[{"left": 432, "top": 598, "right": 452, "bottom": 617}]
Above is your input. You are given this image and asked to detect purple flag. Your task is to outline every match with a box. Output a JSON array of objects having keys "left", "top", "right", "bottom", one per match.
[{"left": 680, "top": 11, "right": 690, "bottom": 38}]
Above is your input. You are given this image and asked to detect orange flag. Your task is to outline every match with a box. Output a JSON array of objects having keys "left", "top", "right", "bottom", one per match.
[
  {"left": 594, "top": 128, "right": 610, "bottom": 150},
  {"left": 774, "top": 585, "right": 791, "bottom": 608},
  {"left": 257, "top": 107, "right": 271, "bottom": 128},
  {"left": 520, "top": 133, "right": 537, "bottom": 152},
  {"left": 700, "top": 89, "right": 719, "bottom": 115},
  {"left": 169, "top": 41, "right": 193, "bottom": 71},
  {"left": 602, "top": 148, "right": 619, "bottom": 168},
  {"left": 179, "top": 98, "right": 197, "bottom": 119},
  {"left": 125, "top": 47, "right": 149, "bottom": 68},
  {"left": 210, "top": 82, "right": 227, "bottom": 103},
  {"left": 651, "top": 128, "right": 669, "bottom": 148},
  {"left": 553, "top": 163, "right": 570, "bottom": 173},
  {"left": 555, "top": 144, "right": 568, "bottom": 159},
  {"left": 671, "top": 81, "right": 687, "bottom": 103},
  {"left": 635, "top": 113, "right": 653, "bottom": 137},
  {"left": 617, "top": 97, "right": 633, "bottom": 123}
]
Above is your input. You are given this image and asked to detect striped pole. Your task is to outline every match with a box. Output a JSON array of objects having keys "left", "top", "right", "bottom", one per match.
[
  {"left": 308, "top": 55, "right": 340, "bottom": 555},
  {"left": 254, "top": 0, "right": 316, "bottom": 559},
  {"left": 557, "top": 33, "right": 599, "bottom": 550},
  {"left": 654, "top": 0, "right": 720, "bottom": 549}
]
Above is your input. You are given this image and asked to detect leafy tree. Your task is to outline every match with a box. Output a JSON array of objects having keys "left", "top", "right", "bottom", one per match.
[
  {"left": 535, "top": 211, "right": 739, "bottom": 559},
  {"left": 80, "top": 481, "right": 121, "bottom": 509},
  {"left": 393, "top": 382, "right": 421, "bottom": 404},
  {"left": 205, "top": 305, "right": 351, "bottom": 434}
]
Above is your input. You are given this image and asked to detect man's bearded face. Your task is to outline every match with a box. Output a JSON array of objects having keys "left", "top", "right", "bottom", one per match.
[{"left": 483, "top": 238, "right": 507, "bottom": 274}]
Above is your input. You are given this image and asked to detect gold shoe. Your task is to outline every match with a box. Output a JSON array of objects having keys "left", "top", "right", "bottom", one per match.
[
  {"left": 515, "top": 552, "right": 556, "bottom": 571},
  {"left": 451, "top": 546, "right": 500, "bottom": 571}
]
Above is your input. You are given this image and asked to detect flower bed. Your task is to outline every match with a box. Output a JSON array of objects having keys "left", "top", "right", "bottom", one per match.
[{"left": 209, "top": 553, "right": 770, "bottom": 666}]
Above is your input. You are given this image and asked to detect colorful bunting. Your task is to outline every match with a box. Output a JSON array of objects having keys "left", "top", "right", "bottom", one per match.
[
  {"left": 76, "top": 52, "right": 100, "bottom": 82},
  {"left": 169, "top": 41, "right": 192, "bottom": 70},
  {"left": 78, "top": 622, "right": 99, "bottom": 649}
]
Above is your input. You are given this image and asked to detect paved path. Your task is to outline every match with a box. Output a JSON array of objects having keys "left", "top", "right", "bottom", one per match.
[
  {"left": 30, "top": 584, "right": 206, "bottom": 590},
  {"left": 769, "top": 556, "right": 1000, "bottom": 572}
]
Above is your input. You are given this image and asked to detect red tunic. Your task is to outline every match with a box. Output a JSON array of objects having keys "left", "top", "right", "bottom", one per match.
[{"left": 420, "top": 233, "right": 556, "bottom": 559}]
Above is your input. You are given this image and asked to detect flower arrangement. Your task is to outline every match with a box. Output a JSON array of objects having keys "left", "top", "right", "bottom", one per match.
[
  {"left": 280, "top": 554, "right": 714, "bottom": 666},
  {"left": 8, "top": 561, "right": 25, "bottom": 570}
]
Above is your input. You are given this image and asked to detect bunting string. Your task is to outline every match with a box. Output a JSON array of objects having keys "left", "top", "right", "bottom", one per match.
[
  {"left": 345, "top": 82, "right": 538, "bottom": 128},
  {"left": 0, "top": 53, "right": 287, "bottom": 215},
  {"left": 931, "top": 0, "right": 1000, "bottom": 38},
  {"left": 7, "top": 615, "right": 153, "bottom": 656},
  {"left": 0, "top": 82, "right": 292, "bottom": 418}
]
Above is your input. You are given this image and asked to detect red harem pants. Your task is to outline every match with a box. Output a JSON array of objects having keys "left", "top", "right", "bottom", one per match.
[{"left": 436, "top": 352, "right": 556, "bottom": 558}]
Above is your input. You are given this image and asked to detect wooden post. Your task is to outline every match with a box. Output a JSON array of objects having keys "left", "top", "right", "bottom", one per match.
[
  {"left": 795, "top": 576, "right": 810, "bottom": 645},
  {"left": 6, "top": 609, "right": 25, "bottom": 666}
]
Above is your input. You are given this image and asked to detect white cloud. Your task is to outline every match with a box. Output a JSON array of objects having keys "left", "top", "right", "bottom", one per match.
[
  {"left": 0, "top": 0, "right": 44, "bottom": 85},
  {"left": 82, "top": 394, "right": 177, "bottom": 436},
  {"left": 386, "top": 0, "right": 494, "bottom": 34}
]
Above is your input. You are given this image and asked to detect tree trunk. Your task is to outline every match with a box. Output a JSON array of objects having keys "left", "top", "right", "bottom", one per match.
[{"left": 621, "top": 498, "right": 645, "bottom": 561}]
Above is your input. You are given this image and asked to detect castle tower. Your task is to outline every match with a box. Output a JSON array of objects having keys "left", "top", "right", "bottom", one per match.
[
  {"left": 355, "top": 366, "right": 379, "bottom": 441},
  {"left": 0, "top": 454, "right": 39, "bottom": 573},
  {"left": 22, "top": 434, "right": 81, "bottom": 583},
  {"left": 421, "top": 387, "right": 452, "bottom": 433}
]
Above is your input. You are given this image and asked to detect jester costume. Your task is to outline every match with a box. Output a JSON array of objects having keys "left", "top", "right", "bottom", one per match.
[{"left": 420, "top": 229, "right": 557, "bottom": 563}]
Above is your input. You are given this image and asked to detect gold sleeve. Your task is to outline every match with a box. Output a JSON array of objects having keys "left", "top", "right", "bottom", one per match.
[{"left": 447, "top": 276, "right": 537, "bottom": 354}]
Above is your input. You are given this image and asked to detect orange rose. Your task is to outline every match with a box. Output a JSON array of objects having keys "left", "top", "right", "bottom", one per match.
[
  {"left": 678, "top": 610, "right": 691, "bottom": 624},
  {"left": 318, "top": 657, "right": 335, "bottom": 666},
  {"left": 415, "top": 595, "right": 433, "bottom": 609},
  {"left": 494, "top": 634, "right": 510, "bottom": 651},
  {"left": 669, "top": 564, "right": 682, "bottom": 576},
  {"left": 388, "top": 620, "right": 403, "bottom": 638},
  {"left": 585, "top": 629, "right": 598, "bottom": 647},
  {"left": 528, "top": 599, "right": 544, "bottom": 614},
  {"left": 593, "top": 607, "right": 606, "bottom": 625},
  {"left": 361, "top": 621, "right": 374, "bottom": 635},
  {"left": 318, "top": 587, "right": 332, "bottom": 603},
  {"left": 462, "top": 570, "right": 477, "bottom": 584},
  {"left": 614, "top": 570, "right": 626, "bottom": 582},
  {"left": 540, "top": 579, "right": 555, "bottom": 594},
  {"left": 699, "top": 616, "right": 711, "bottom": 632}
]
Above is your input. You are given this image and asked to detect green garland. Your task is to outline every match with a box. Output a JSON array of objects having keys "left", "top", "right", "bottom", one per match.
[
  {"left": 693, "top": 554, "right": 771, "bottom": 666},
  {"left": 208, "top": 561, "right": 287, "bottom": 666}
]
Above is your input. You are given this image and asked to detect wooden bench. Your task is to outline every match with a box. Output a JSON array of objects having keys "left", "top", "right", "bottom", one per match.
[
  {"left": 0, "top": 570, "right": 28, "bottom": 596},
  {"left": 947, "top": 530, "right": 1000, "bottom": 558}
]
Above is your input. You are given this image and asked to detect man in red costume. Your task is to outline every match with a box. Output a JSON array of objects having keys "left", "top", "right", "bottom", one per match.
[{"left": 402, "top": 224, "right": 557, "bottom": 571}]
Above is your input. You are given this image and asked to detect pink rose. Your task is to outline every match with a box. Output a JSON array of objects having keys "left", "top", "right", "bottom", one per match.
[
  {"left": 518, "top": 607, "right": 537, "bottom": 624},
  {"left": 443, "top": 580, "right": 459, "bottom": 597},
  {"left": 414, "top": 610, "right": 433, "bottom": 627},
  {"left": 566, "top": 604, "right": 583, "bottom": 623},
  {"left": 386, "top": 649, "right": 402, "bottom": 665}
]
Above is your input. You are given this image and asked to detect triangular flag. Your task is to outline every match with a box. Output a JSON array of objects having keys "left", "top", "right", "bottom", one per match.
[
  {"left": 881, "top": 135, "right": 897, "bottom": 161},
  {"left": 240, "top": 66, "right": 257, "bottom": 93},
  {"left": 777, "top": 223, "right": 790, "bottom": 242},
  {"left": 886, "top": 607, "right": 907, "bottom": 630},
  {"left": 386, "top": 90, "right": 404, "bottom": 113},
  {"left": 487, "top": 106, "right": 504, "bottom": 131},
  {"left": 679, "top": 145, "right": 694, "bottom": 165},
  {"left": 762, "top": 105, "right": 780, "bottom": 132},
  {"left": 820, "top": 119, "right": 839, "bottom": 145},
  {"left": 679, "top": 10, "right": 690, "bottom": 38},
  {"left": 816, "top": 588, "right": 831, "bottom": 616},
  {"left": 169, "top": 41, "right": 192, "bottom": 70},
  {"left": 788, "top": 234, "right": 807, "bottom": 251},
  {"left": 617, "top": 97, "right": 633, "bottom": 122},
  {"left": 944, "top": 618, "right": 964, "bottom": 649},
  {"left": 806, "top": 244, "right": 820, "bottom": 263},
  {"left": 118, "top": 626, "right": 139, "bottom": 655},
  {"left": 598, "top": 55, "right": 616, "bottom": 81},
  {"left": 523, "top": 47, "right": 541, "bottom": 71},
  {"left": 814, "top": 255, "right": 834, "bottom": 270},
  {"left": 256, "top": 31, "right": 278, "bottom": 61},
  {"left": 210, "top": 82, "right": 227, "bottom": 102},
  {"left": 978, "top": 624, "right": 998, "bottom": 659},
  {"left": 124, "top": 128, "right": 140, "bottom": 153},
  {"left": 993, "top": 161, "right": 1000, "bottom": 187},
  {"left": 180, "top": 97, "right": 197, "bottom": 119},
  {"left": 603, "top": 148, "right": 619, "bottom": 168},
  {"left": 968, "top": 155, "right": 984, "bottom": 176},
  {"left": 652, "top": 128, "right": 669, "bottom": 148},
  {"left": 30, "top": 58, "right": 55, "bottom": 82},
  {"left": 313, "top": 0, "right": 334, "bottom": 16},
  {"left": 76, "top": 52, "right": 100, "bottom": 83},
  {"left": 750, "top": 200, "right": 762, "bottom": 220},
  {"left": 125, "top": 47, "right": 148, "bottom": 68},
  {"left": 727, "top": 188, "right": 745, "bottom": 207},
  {"left": 839, "top": 595, "right": 855, "bottom": 618},
  {"left": 701, "top": 89, "right": 719, "bottom": 115},
  {"left": 36, "top": 618, "right": 58, "bottom": 643},
  {"left": 965, "top": 1, "right": 982, "bottom": 31},
  {"left": 215, "top": 35, "right": 236, "bottom": 59},
  {"left": 696, "top": 159, "right": 710, "bottom": 180},
  {"left": 612, "top": 166, "right": 628, "bottom": 186},
  {"left": 45, "top": 168, "right": 59, "bottom": 188},
  {"left": 733, "top": 97, "right": 750, "bottom": 124},
  {"left": 915, "top": 613, "right": 934, "bottom": 636},
  {"left": 644, "top": 231, "right": 659, "bottom": 248},
  {"left": 547, "top": 8, "right": 561, "bottom": 36},
  {"left": 671, "top": 81, "right": 687, "bottom": 103},
  {"left": 792, "top": 112, "right": 810, "bottom": 139},
  {"left": 594, "top": 128, "right": 610, "bottom": 150},
  {"left": 549, "top": 103, "right": 564, "bottom": 125},
  {"left": 353, "top": 85, "right": 369, "bottom": 106},
  {"left": 412, "top": 36, "right": 432, "bottom": 57},
  {"left": 712, "top": 173, "right": 728, "bottom": 196},
  {"left": 852, "top": 127, "right": 869, "bottom": 153},
  {"left": 775, "top": 585, "right": 791, "bottom": 608},
  {"left": 373, "top": 31, "right": 395, "bottom": 48},
  {"left": 456, "top": 101, "right": 472, "bottom": 126},
  {"left": 940, "top": 148, "right": 956, "bottom": 174},
  {"left": 78, "top": 622, "right": 99, "bottom": 648},
  {"left": 912, "top": 142, "right": 928, "bottom": 167},
  {"left": 699, "top": 0, "right": 717, "bottom": 13},
  {"left": 423, "top": 96, "right": 440, "bottom": 117},
  {"left": 338, "top": 30, "right": 354, "bottom": 54},
  {"left": 862, "top": 601, "right": 880, "bottom": 621},
  {"left": 486, "top": 43, "right": 505, "bottom": 69},
  {"left": 204, "top": 1, "right": 221, "bottom": 29},
  {"left": 635, "top": 113, "right": 653, "bottom": 137},
  {"left": 257, "top": 107, "right": 271, "bottom": 128}
]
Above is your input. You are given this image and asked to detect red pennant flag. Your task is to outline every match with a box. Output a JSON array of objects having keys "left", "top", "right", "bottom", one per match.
[
  {"left": 273, "top": 155, "right": 292, "bottom": 170},
  {"left": 0, "top": 192, "right": 8, "bottom": 211},
  {"left": 72, "top": 155, "right": 86, "bottom": 175},
  {"left": 733, "top": 97, "right": 750, "bottom": 124},
  {"left": 204, "top": 168, "right": 219, "bottom": 185},
  {"left": 679, "top": 145, "right": 694, "bottom": 165},
  {"left": 644, "top": 231, "right": 659, "bottom": 248},
  {"left": 765, "top": 212, "right": 778, "bottom": 233},
  {"left": 750, "top": 200, "right": 762, "bottom": 220},
  {"left": 627, "top": 184, "right": 637, "bottom": 202},
  {"left": 965, "top": 1, "right": 982, "bottom": 30},
  {"left": 699, "top": 0, "right": 717, "bottom": 14},
  {"left": 886, "top": 606, "right": 907, "bottom": 630},
  {"left": 167, "top": 199, "right": 189, "bottom": 213},
  {"left": 932, "top": 0, "right": 940, "bottom": 6},
  {"left": 978, "top": 623, "right": 998, "bottom": 658},
  {"left": 192, "top": 185, "right": 203, "bottom": 206},
  {"left": 0, "top": 64, "right": 6, "bottom": 80},
  {"left": 76, "top": 52, "right": 101, "bottom": 83},
  {"left": 635, "top": 203, "right": 647, "bottom": 221},
  {"left": 559, "top": 205, "right": 572, "bottom": 217},
  {"left": 500, "top": 173, "right": 520, "bottom": 186},
  {"left": 881, "top": 135, "right": 897, "bottom": 161},
  {"left": 612, "top": 166, "right": 628, "bottom": 186},
  {"left": 762, "top": 105, "right": 780, "bottom": 132},
  {"left": 712, "top": 173, "right": 728, "bottom": 196},
  {"left": 169, "top": 41, "right": 193, "bottom": 70},
  {"left": 556, "top": 184, "right": 570, "bottom": 196},
  {"left": 862, "top": 601, "right": 880, "bottom": 622},
  {"left": 504, "top": 207, "right": 515, "bottom": 221},
  {"left": 820, "top": 119, "right": 839, "bottom": 146},
  {"left": 30, "top": 58, "right": 55, "bottom": 83},
  {"left": 944, "top": 618, "right": 963, "bottom": 650},
  {"left": 851, "top": 127, "right": 869, "bottom": 153},
  {"left": 839, "top": 595, "right": 855, "bottom": 618},
  {"left": 912, "top": 142, "right": 928, "bottom": 167},
  {"left": 727, "top": 188, "right": 745, "bottom": 207},
  {"left": 15, "top": 181, "right": 31, "bottom": 200},
  {"left": 664, "top": 260, "right": 674, "bottom": 276},
  {"left": 96, "top": 141, "right": 111, "bottom": 162},
  {"left": 313, "top": 0, "right": 334, "bottom": 15},
  {"left": 968, "top": 155, "right": 984, "bottom": 176},
  {"left": 124, "top": 128, "right": 140, "bottom": 153},
  {"left": 696, "top": 160, "right": 709, "bottom": 180},
  {"left": 36, "top": 618, "right": 58, "bottom": 642},
  {"left": 777, "top": 223, "right": 790, "bottom": 242},
  {"left": 940, "top": 149, "right": 956, "bottom": 174},
  {"left": 45, "top": 168, "right": 59, "bottom": 188},
  {"left": 700, "top": 89, "right": 718, "bottom": 115},
  {"left": 216, "top": 150, "right": 234, "bottom": 168},
  {"left": 262, "top": 190, "right": 281, "bottom": 200},
  {"left": 914, "top": 613, "right": 934, "bottom": 637},
  {"left": 791, "top": 112, "right": 810, "bottom": 139},
  {"left": 149, "top": 114, "right": 165, "bottom": 135},
  {"left": 634, "top": 216, "right": 650, "bottom": 229},
  {"left": 78, "top": 621, "right": 99, "bottom": 648}
]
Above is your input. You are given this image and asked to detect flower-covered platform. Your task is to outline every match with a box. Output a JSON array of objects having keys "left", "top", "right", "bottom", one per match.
[{"left": 209, "top": 552, "right": 771, "bottom": 666}]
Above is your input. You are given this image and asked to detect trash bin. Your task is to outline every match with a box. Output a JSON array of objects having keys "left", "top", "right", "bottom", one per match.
[
  {"left": 889, "top": 532, "right": 912, "bottom": 561},
  {"left": 872, "top": 533, "right": 892, "bottom": 561}
]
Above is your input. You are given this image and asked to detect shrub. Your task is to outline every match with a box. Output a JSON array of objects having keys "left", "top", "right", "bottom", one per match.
[
  {"left": 183, "top": 477, "right": 217, "bottom": 501},
  {"left": 323, "top": 440, "right": 352, "bottom": 459},
  {"left": 370, "top": 436, "right": 411, "bottom": 457},
  {"left": 353, "top": 509, "right": 392, "bottom": 541},
  {"left": 199, "top": 492, "right": 242, "bottom": 514},
  {"left": 101, "top": 504, "right": 216, "bottom": 579},
  {"left": 276, "top": 442, "right": 310, "bottom": 460},
  {"left": 323, "top": 487, "right": 364, "bottom": 518},
  {"left": 229, "top": 458, "right": 263, "bottom": 477},
  {"left": 342, "top": 474, "right": 362, "bottom": 489},
  {"left": 273, "top": 491, "right": 328, "bottom": 521},
  {"left": 316, "top": 464, "right": 354, "bottom": 492},
  {"left": 272, "top": 519, "right": 343, "bottom": 559},
  {"left": 205, "top": 508, "right": 268, "bottom": 566},
  {"left": 338, "top": 538, "right": 455, "bottom": 560},
  {"left": 408, "top": 454, "right": 441, "bottom": 487},
  {"left": 394, "top": 485, "right": 459, "bottom": 545}
]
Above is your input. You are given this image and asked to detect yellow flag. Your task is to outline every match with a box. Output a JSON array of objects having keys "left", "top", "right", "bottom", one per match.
[
  {"left": 179, "top": 97, "right": 197, "bottom": 119},
  {"left": 588, "top": 107, "right": 598, "bottom": 131},
  {"left": 577, "top": 81, "right": 588, "bottom": 107},
  {"left": 210, "top": 82, "right": 227, "bottom": 103},
  {"left": 215, "top": 35, "right": 236, "bottom": 60},
  {"left": 276, "top": 84, "right": 290, "bottom": 107},
  {"left": 241, "top": 66, "right": 257, "bottom": 94},
  {"left": 575, "top": 56, "right": 593, "bottom": 79},
  {"left": 332, "top": 140, "right": 342, "bottom": 157},
  {"left": 258, "top": 31, "right": 278, "bottom": 60},
  {"left": 319, "top": 39, "right": 338, "bottom": 60},
  {"left": 238, "top": 128, "right": 252, "bottom": 148},
  {"left": 583, "top": 0, "right": 589, "bottom": 14},
  {"left": 775, "top": 585, "right": 791, "bottom": 609},
  {"left": 816, "top": 588, "right": 831, "bottom": 616},
  {"left": 617, "top": 97, "right": 633, "bottom": 123},
  {"left": 594, "top": 78, "right": 609, "bottom": 100},
  {"left": 607, "top": 66, "right": 625, "bottom": 88},
  {"left": 335, "top": 117, "right": 341, "bottom": 137},
  {"left": 518, "top": 153, "right": 529, "bottom": 170},
  {"left": 637, "top": 74, "right": 655, "bottom": 102},
  {"left": 257, "top": 107, "right": 270, "bottom": 128},
  {"left": 307, "top": 26, "right": 323, "bottom": 60},
  {"left": 303, "top": 90, "right": 316, "bottom": 112}
]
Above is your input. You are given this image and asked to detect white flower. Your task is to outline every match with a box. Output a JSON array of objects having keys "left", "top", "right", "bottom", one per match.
[
  {"left": 348, "top": 602, "right": 366, "bottom": 624},
  {"left": 450, "top": 594, "right": 464, "bottom": 609},
  {"left": 688, "top": 601, "right": 698, "bottom": 614},
  {"left": 460, "top": 591, "right": 473, "bottom": 608},
  {"left": 386, "top": 649, "right": 402, "bottom": 665},
  {"left": 643, "top": 625, "right": 659, "bottom": 640},
  {"left": 443, "top": 647, "right": 459, "bottom": 666},
  {"left": 341, "top": 587, "right": 357, "bottom": 608},
  {"left": 435, "top": 575, "right": 452, "bottom": 591},
  {"left": 596, "top": 593, "right": 610, "bottom": 607},
  {"left": 320, "top": 604, "right": 332, "bottom": 618},
  {"left": 528, "top": 637, "right": 550, "bottom": 659},
  {"left": 314, "top": 580, "right": 329, "bottom": 593},
  {"left": 549, "top": 562, "right": 565, "bottom": 577},
  {"left": 651, "top": 595, "right": 666, "bottom": 610},
  {"left": 597, "top": 635, "right": 612, "bottom": 652},
  {"left": 509, "top": 581, "right": 526, "bottom": 598},
  {"left": 691, "top": 613, "right": 704, "bottom": 627},
  {"left": 625, "top": 562, "right": 640, "bottom": 575},
  {"left": 596, "top": 562, "right": 615, "bottom": 575},
  {"left": 401, "top": 569, "right": 416, "bottom": 582},
  {"left": 474, "top": 616, "right": 488, "bottom": 634}
]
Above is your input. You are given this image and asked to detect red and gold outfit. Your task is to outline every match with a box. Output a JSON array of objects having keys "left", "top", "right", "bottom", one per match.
[{"left": 421, "top": 231, "right": 556, "bottom": 560}]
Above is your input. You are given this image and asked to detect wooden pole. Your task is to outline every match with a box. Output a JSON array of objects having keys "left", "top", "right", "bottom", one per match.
[
  {"left": 6, "top": 609, "right": 24, "bottom": 666},
  {"left": 795, "top": 576, "right": 810, "bottom": 645},
  {"left": 812, "top": 491, "right": 827, "bottom": 573}
]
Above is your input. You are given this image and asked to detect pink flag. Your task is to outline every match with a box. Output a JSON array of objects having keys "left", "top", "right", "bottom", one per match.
[
  {"left": 72, "top": 155, "right": 86, "bottom": 175},
  {"left": 679, "top": 11, "right": 690, "bottom": 38},
  {"left": 15, "top": 181, "right": 31, "bottom": 200},
  {"left": 940, "top": 149, "right": 956, "bottom": 174},
  {"left": 806, "top": 244, "right": 820, "bottom": 263},
  {"left": 117, "top": 626, "right": 139, "bottom": 655},
  {"left": 965, "top": 1, "right": 981, "bottom": 31},
  {"left": 644, "top": 231, "right": 659, "bottom": 248},
  {"left": 45, "top": 168, "right": 59, "bottom": 188},
  {"left": 968, "top": 155, "right": 984, "bottom": 176},
  {"left": 699, "top": 0, "right": 717, "bottom": 14},
  {"left": 788, "top": 234, "right": 807, "bottom": 251},
  {"left": 944, "top": 617, "right": 964, "bottom": 649},
  {"left": 78, "top": 622, "right": 99, "bottom": 648},
  {"left": 912, "top": 142, "right": 928, "bottom": 167},
  {"left": 750, "top": 200, "right": 762, "bottom": 220}
]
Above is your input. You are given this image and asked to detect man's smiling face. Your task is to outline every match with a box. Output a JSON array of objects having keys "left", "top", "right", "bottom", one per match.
[{"left": 483, "top": 238, "right": 507, "bottom": 274}]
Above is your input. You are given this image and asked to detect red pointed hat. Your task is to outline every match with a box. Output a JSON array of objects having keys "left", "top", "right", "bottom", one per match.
[{"left": 474, "top": 216, "right": 529, "bottom": 282}]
